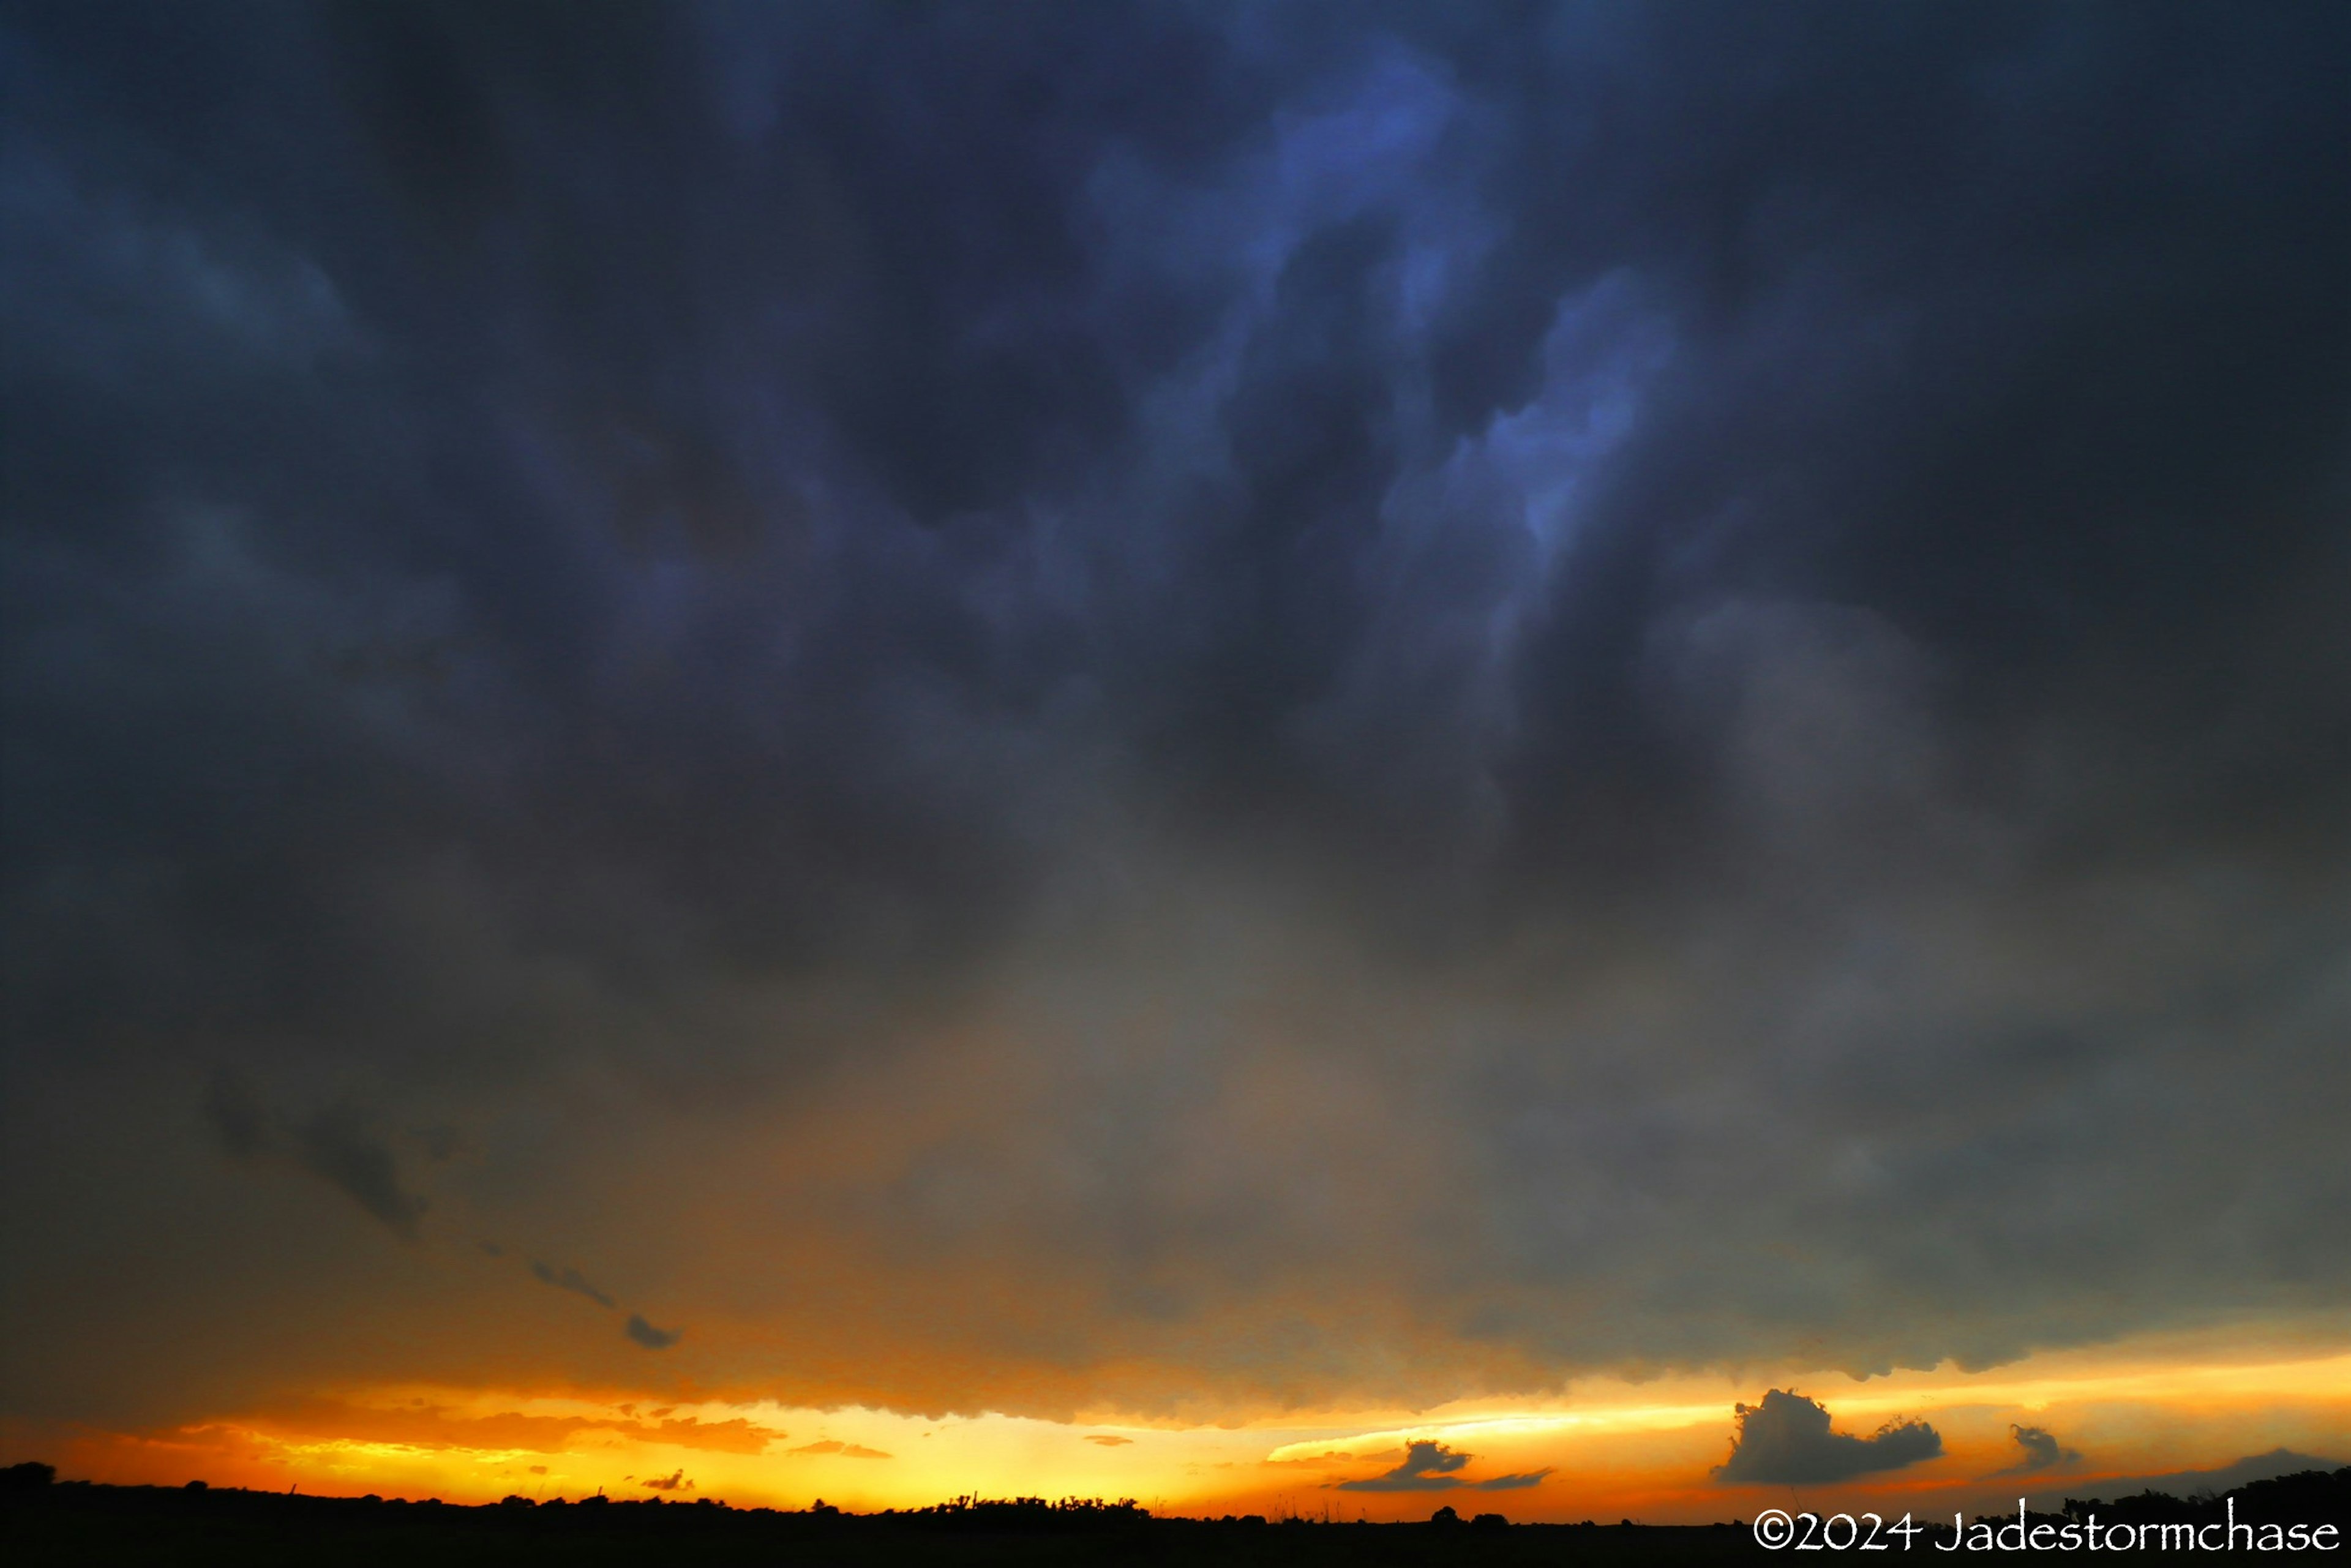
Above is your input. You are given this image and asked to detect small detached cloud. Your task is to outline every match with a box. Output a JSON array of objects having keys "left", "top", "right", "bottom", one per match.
[
  {"left": 1991, "top": 1424, "right": 2083, "bottom": 1477},
  {"left": 530, "top": 1261, "right": 617, "bottom": 1310},
  {"left": 791, "top": 1439, "right": 892, "bottom": 1459},
  {"left": 1714, "top": 1391, "right": 1943, "bottom": 1486},
  {"left": 624, "top": 1314, "right": 681, "bottom": 1349},
  {"left": 1330, "top": 1440, "right": 1551, "bottom": 1493},
  {"left": 641, "top": 1469, "right": 692, "bottom": 1491},
  {"left": 1084, "top": 1435, "right": 1134, "bottom": 1447},
  {"left": 1339, "top": 1441, "right": 1473, "bottom": 1492}
]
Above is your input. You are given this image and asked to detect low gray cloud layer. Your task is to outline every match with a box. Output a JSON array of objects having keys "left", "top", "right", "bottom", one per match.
[
  {"left": 1715, "top": 1392, "right": 1943, "bottom": 1487},
  {"left": 530, "top": 1262, "right": 615, "bottom": 1311},
  {"left": 3, "top": 1, "right": 2349, "bottom": 1427}
]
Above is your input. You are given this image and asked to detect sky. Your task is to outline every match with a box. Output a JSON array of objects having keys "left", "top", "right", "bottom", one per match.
[{"left": 2, "top": 0, "right": 2348, "bottom": 1523}]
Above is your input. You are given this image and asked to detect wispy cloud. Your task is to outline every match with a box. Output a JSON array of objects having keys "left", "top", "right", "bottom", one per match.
[
  {"left": 529, "top": 1261, "right": 616, "bottom": 1310},
  {"left": 792, "top": 1439, "right": 891, "bottom": 1460}
]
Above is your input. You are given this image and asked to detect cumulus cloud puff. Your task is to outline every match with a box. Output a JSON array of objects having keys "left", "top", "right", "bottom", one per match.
[{"left": 1714, "top": 1392, "right": 1943, "bottom": 1487}]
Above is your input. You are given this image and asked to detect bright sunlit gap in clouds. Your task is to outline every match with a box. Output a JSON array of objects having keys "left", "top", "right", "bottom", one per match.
[{"left": 29, "top": 1328, "right": 2350, "bottom": 1521}]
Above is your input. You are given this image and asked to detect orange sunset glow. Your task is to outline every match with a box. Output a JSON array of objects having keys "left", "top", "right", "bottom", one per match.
[
  {"left": 5, "top": 0, "right": 2349, "bottom": 1547},
  {"left": 18, "top": 1327, "right": 2350, "bottom": 1521}
]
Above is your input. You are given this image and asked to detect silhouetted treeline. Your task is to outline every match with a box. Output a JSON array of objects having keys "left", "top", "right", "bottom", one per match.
[
  {"left": 1939, "top": 1467, "right": 2351, "bottom": 1551},
  {"left": 2055, "top": 1467, "right": 2351, "bottom": 1529},
  {"left": 17, "top": 1459, "right": 2342, "bottom": 1565},
  {"left": 0, "top": 1462, "right": 1760, "bottom": 1564}
]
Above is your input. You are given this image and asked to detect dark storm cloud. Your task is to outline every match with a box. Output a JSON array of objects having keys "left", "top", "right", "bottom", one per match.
[
  {"left": 624, "top": 1315, "right": 681, "bottom": 1351},
  {"left": 8, "top": 2, "right": 2343, "bottom": 1037},
  {"left": 1714, "top": 1392, "right": 1942, "bottom": 1487},
  {"left": 1990, "top": 1424, "right": 2082, "bottom": 1478},
  {"left": 5, "top": 0, "right": 2351, "bottom": 1422}
]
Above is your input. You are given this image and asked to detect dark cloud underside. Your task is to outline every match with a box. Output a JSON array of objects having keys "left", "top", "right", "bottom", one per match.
[{"left": 3, "top": 1, "right": 2349, "bottom": 1425}]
